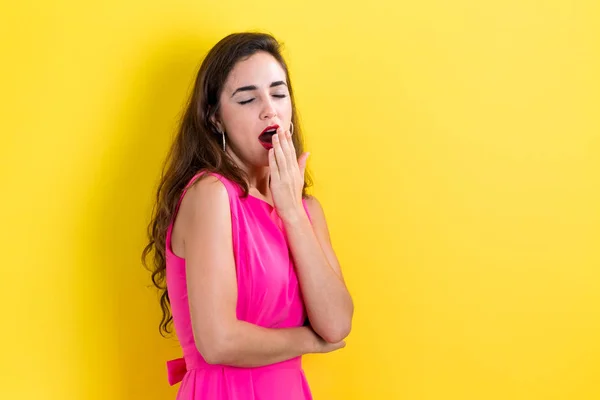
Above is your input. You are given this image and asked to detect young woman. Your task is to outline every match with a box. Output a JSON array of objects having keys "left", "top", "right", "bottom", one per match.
[{"left": 143, "top": 32, "right": 354, "bottom": 399}]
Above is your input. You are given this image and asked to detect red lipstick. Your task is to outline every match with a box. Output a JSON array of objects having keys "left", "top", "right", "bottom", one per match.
[{"left": 258, "top": 124, "right": 279, "bottom": 150}]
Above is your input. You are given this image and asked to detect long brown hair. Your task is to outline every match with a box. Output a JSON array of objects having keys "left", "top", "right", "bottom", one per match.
[{"left": 142, "top": 32, "right": 313, "bottom": 336}]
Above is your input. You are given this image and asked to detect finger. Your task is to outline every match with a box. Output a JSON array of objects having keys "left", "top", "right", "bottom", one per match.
[
  {"left": 273, "top": 128, "right": 287, "bottom": 172},
  {"left": 277, "top": 128, "right": 292, "bottom": 164},
  {"left": 268, "top": 148, "right": 280, "bottom": 181},
  {"left": 285, "top": 129, "right": 299, "bottom": 172}
]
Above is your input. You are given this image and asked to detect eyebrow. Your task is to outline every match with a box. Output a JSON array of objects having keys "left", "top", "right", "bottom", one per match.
[{"left": 231, "top": 81, "right": 287, "bottom": 97}]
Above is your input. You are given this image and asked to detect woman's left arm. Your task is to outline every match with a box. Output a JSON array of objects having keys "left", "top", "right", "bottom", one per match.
[
  {"left": 269, "top": 126, "right": 354, "bottom": 344},
  {"left": 281, "top": 197, "right": 354, "bottom": 344}
]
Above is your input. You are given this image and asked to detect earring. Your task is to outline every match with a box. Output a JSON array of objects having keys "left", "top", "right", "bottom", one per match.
[
  {"left": 290, "top": 121, "right": 294, "bottom": 136},
  {"left": 217, "top": 128, "right": 226, "bottom": 151}
]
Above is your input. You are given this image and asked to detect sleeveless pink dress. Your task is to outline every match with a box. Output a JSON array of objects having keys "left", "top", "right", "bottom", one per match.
[{"left": 164, "top": 171, "right": 313, "bottom": 399}]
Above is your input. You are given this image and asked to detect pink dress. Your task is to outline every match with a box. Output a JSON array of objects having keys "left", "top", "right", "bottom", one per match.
[{"left": 164, "top": 171, "right": 313, "bottom": 399}]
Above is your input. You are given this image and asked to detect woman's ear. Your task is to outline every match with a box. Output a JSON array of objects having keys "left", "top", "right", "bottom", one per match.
[{"left": 209, "top": 114, "right": 223, "bottom": 133}]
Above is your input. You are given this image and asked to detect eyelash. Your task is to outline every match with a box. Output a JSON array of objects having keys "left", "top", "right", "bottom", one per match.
[{"left": 239, "top": 94, "right": 287, "bottom": 105}]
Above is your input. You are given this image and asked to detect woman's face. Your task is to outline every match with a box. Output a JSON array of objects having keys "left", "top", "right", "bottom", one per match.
[{"left": 214, "top": 51, "right": 292, "bottom": 167}]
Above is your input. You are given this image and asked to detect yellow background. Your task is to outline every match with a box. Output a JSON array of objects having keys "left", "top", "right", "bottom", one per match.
[{"left": 1, "top": 0, "right": 599, "bottom": 399}]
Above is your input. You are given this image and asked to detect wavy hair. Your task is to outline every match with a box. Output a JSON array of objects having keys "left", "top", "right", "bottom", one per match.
[{"left": 141, "top": 32, "right": 313, "bottom": 336}]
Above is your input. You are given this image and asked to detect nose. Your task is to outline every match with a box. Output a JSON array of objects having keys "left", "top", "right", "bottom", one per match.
[{"left": 260, "top": 98, "right": 277, "bottom": 120}]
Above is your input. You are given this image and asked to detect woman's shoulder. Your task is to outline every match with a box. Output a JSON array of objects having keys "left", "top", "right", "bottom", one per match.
[
  {"left": 173, "top": 173, "right": 233, "bottom": 236},
  {"left": 170, "top": 172, "right": 234, "bottom": 259},
  {"left": 183, "top": 170, "right": 238, "bottom": 196},
  {"left": 182, "top": 172, "right": 229, "bottom": 207},
  {"left": 177, "top": 170, "right": 244, "bottom": 219},
  {"left": 302, "top": 194, "right": 322, "bottom": 213}
]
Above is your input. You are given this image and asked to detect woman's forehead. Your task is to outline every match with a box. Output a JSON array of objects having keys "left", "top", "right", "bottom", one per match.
[{"left": 225, "top": 53, "right": 287, "bottom": 93}]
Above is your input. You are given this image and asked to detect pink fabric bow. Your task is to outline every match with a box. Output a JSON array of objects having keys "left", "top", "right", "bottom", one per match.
[{"left": 166, "top": 357, "right": 187, "bottom": 386}]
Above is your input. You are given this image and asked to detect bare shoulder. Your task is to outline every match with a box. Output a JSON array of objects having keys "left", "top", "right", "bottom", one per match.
[
  {"left": 303, "top": 195, "right": 332, "bottom": 241},
  {"left": 181, "top": 174, "right": 228, "bottom": 213},
  {"left": 304, "top": 195, "right": 325, "bottom": 217},
  {"left": 172, "top": 174, "right": 230, "bottom": 257}
]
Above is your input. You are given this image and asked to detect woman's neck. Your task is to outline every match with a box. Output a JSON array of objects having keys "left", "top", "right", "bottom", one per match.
[{"left": 226, "top": 149, "right": 271, "bottom": 196}]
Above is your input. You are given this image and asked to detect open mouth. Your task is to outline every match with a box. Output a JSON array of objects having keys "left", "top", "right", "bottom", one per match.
[{"left": 258, "top": 125, "right": 279, "bottom": 148}]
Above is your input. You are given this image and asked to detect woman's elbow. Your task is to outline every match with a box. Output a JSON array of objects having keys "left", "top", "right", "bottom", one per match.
[
  {"left": 197, "top": 338, "right": 233, "bottom": 365},
  {"left": 194, "top": 330, "right": 235, "bottom": 365},
  {"left": 320, "top": 306, "right": 354, "bottom": 343},
  {"left": 319, "top": 321, "right": 352, "bottom": 344}
]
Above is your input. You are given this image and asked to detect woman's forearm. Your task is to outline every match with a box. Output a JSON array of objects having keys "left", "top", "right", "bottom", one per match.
[
  {"left": 201, "top": 323, "right": 317, "bottom": 367},
  {"left": 281, "top": 209, "right": 354, "bottom": 343}
]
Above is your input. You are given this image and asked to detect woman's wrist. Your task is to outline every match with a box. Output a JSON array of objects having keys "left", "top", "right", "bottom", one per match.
[{"left": 279, "top": 204, "right": 309, "bottom": 226}]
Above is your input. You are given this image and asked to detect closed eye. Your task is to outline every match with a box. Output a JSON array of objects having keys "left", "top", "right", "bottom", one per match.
[{"left": 238, "top": 94, "right": 287, "bottom": 105}]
